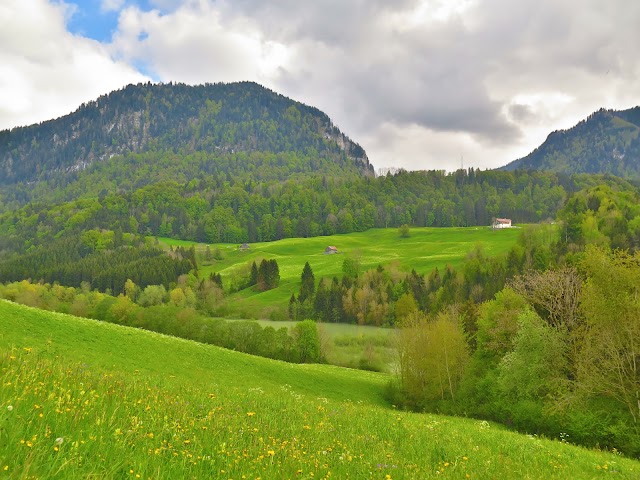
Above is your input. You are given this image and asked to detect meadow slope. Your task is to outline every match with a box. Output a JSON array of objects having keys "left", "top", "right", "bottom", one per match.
[
  {"left": 161, "top": 226, "right": 522, "bottom": 318},
  {"left": 1, "top": 300, "right": 639, "bottom": 479}
]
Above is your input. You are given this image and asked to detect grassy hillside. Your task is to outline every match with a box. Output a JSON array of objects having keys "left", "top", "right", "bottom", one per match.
[
  {"left": 2, "top": 300, "right": 638, "bottom": 478},
  {"left": 161, "top": 226, "right": 522, "bottom": 318}
]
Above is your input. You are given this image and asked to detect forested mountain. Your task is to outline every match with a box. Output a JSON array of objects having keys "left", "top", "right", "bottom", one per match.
[
  {"left": 0, "top": 81, "right": 372, "bottom": 187},
  {"left": 502, "top": 107, "right": 640, "bottom": 179}
]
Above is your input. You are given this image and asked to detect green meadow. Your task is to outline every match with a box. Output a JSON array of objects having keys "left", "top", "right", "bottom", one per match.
[
  {"left": 160, "top": 226, "right": 522, "bottom": 318},
  {"left": 2, "top": 300, "right": 638, "bottom": 479}
]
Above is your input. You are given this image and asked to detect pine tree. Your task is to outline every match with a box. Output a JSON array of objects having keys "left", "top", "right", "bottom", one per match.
[{"left": 299, "top": 261, "right": 315, "bottom": 303}]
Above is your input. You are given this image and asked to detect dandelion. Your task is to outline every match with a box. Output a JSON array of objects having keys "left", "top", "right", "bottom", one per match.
[
  {"left": 247, "top": 412, "right": 255, "bottom": 417},
  {"left": 267, "top": 450, "right": 275, "bottom": 456},
  {"left": 6, "top": 405, "right": 12, "bottom": 411}
]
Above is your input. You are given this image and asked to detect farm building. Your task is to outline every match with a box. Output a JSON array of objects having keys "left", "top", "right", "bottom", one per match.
[
  {"left": 239, "top": 243, "right": 250, "bottom": 250},
  {"left": 325, "top": 246, "right": 339, "bottom": 254},
  {"left": 493, "top": 218, "right": 512, "bottom": 229}
]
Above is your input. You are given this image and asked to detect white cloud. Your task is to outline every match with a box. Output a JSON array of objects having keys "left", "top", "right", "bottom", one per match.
[
  {"left": 0, "top": 0, "right": 147, "bottom": 130},
  {"left": 110, "top": 2, "right": 290, "bottom": 85},
  {"left": 101, "top": 0, "right": 126, "bottom": 13}
]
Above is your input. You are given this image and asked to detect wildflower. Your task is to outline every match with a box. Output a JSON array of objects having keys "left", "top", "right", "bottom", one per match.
[
  {"left": 55, "top": 437, "right": 64, "bottom": 446},
  {"left": 267, "top": 450, "right": 275, "bottom": 456},
  {"left": 247, "top": 412, "right": 255, "bottom": 417},
  {"left": 6, "top": 405, "right": 12, "bottom": 411}
]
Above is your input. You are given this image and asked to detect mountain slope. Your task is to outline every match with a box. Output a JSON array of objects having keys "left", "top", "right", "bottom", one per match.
[
  {"left": 0, "top": 81, "right": 372, "bottom": 186},
  {"left": 502, "top": 107, "right": 640, "bottom": 179}
]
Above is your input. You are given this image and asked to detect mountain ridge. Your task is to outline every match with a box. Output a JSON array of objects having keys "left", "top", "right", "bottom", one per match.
[
  {"left": 0, "top": 81, "right": 373, "bottom": 186},
  {"left": 501, "top": 106, "right": 640, "bottom": 179}
]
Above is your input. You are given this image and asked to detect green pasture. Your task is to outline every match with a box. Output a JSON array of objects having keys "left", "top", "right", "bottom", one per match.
[
  {"left": 160, "top": 226, "right": 522, "bottom": 318},
  {"left": 2, "top": 300, "right": 638, "bottom": 479}
]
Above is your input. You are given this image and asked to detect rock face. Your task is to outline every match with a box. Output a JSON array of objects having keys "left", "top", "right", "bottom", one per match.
[
  {"left": 501, "top": 107, "right": 640, "bottom": 179},
  {"left": 0, "top": 81, "right": 373, "bottom": 186}
]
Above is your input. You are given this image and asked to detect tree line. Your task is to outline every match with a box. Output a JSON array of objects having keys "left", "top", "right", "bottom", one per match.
[{"left": 0, "top": 279, "right": 321, "bottom": 365}]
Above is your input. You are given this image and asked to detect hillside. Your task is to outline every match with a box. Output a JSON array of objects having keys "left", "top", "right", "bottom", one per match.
[
  {"left": 0, "top": 81, "right": 372, "bottom": 187},
  {"left": 160, "top": 225, "right": 523, "bottom": 319},
  {"left": 502, "top": 107, "right": 640, "bottom": 179},
  {"left": 2, "top": 300, "right": 639, "bottom": 479}
]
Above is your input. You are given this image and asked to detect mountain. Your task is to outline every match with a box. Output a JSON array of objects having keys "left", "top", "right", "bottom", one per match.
[
  {"left": 0, "top": 81, "right": 373, "bottom": 186},
  {"left": 502, "top": 107, "right": 640, "bottom": 179}
]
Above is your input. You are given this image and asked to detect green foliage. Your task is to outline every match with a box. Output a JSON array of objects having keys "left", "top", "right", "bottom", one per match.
[
  {"left": 399, "top": 223, "right": 410, "bottom": 238},
  {"left": 496, "top": 309, "right": 566, "bottom": 401},
  {"left": 575, "top": 247, "right": 640, "bottom": 424},
  {"left": 292, "top": 319, "right": 322, "bottom": 363},
  {"left": 396, "top": 310, "right": 469, "bottom": 408}
]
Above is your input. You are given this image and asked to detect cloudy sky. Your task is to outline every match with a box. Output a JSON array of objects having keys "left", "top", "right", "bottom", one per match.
[{"left": 1, "top": 0, "right": 639, "bottom": 172}]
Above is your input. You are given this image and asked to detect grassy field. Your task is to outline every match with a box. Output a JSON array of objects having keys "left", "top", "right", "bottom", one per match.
[
  {"left": 160, "top": 226, "right": 522, "bottom": 319},
  {"left": 2, "top": 300, "right": 639, "bottom": 479},
  {"left": 228, "top": 319, "right": 397, "bottom": 372}
]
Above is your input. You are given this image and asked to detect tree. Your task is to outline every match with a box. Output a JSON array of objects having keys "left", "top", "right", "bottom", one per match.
[
  {"left": 293, "top": 320, "right": 321, "bottom": 363},
  {"left": 250, "top": 261, "right": 258, "bottom": 286},
  {"left": 137, "top": 284, "right": 167, "bottom": 306},
  {"left": 395, "top": 292, "right": 418, "bottom": 322},
  {"left": 497, "top": 309, "right": 566, "bottom": 401},
  {"left": 299, "top": 262, "right": 315, "bottom": 303},
  {"left": 342, "top": 256, "right": 360, "bottom": 279},
  {"left": 397, "top": 309, "right": 469, "bottom": 407},
  {"left": 509, "top": 267, "right": 582, "bottom": 331},
  {"left": 399, "top": 224, "right": 410, "bottom": 238}
]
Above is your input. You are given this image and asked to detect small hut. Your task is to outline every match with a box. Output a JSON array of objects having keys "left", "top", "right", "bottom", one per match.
[
  {"left": 324, "top": 246, "right": 338, "bottom": 254},
  {"left": 493, "top": 218, "right": 512, "bottom": 229}
]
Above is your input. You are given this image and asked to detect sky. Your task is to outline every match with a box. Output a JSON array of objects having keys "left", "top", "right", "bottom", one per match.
[{"left": 1, "top": 0, "right": 640, "bottom": 173}]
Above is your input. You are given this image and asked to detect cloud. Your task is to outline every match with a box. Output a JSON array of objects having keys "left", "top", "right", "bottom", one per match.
[
  {"left": 101, "top": 0, "right": 126, "bottom": 13},
  {"left": 4, "top": 0, "right": 640, "bottom": 172},
  {"left": 110, "top": 2, "right": 289, "bottom": 84},
  {"left": 0, "top": 0, "right": 147, "bottom": 131}
]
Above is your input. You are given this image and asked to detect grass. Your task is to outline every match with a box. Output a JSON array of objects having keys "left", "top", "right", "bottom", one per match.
[
  {"left": 2, "top": 300, "right": 639, "bottom": 479},
  {"left": 159, "top": 226, "right": 522, "bottom": 318}
]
